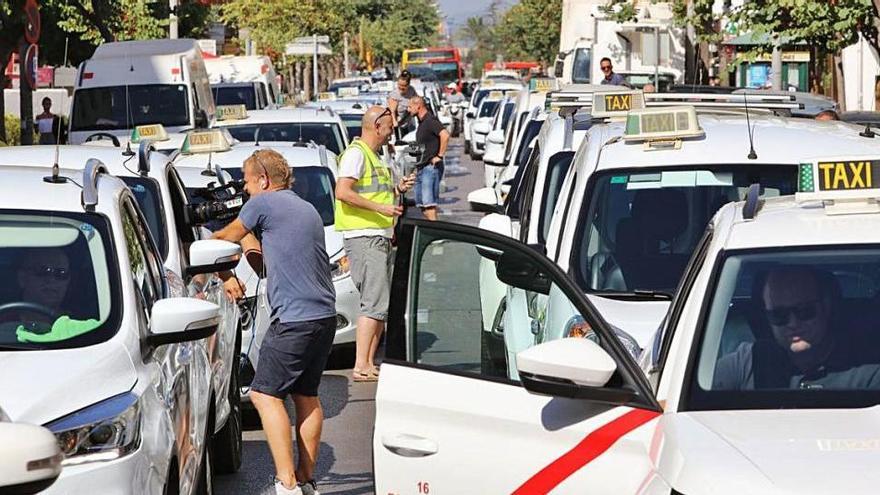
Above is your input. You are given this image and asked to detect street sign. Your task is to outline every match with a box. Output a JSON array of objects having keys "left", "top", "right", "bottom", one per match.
[
  {"left": 23, "top": 44, "right": 37, "bottom": 90},
  {"left": 293, "top": 35, "right": 330, "bottom": 44},
  {"left": 285, "top": 43, "right": 333, "bottom": 56},
  {"left": 24, "top": 0, "right": 40, "bottom": 44}
]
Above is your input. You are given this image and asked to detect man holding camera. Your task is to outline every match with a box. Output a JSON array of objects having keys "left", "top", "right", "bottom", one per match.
[{"left": 213, "top": 149, "right": 336, "bottom": 495}]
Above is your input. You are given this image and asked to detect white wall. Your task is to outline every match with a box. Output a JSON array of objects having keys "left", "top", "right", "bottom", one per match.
[
  {"left": 842, "top": 34, "right": 879, "bottom": 111},
  {"left": 3, "top": 89, "right": 71, "bottom": 118}
]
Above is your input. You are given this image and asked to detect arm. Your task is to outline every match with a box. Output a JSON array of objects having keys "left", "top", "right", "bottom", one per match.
[
  {"left": 336, "top": 177, "right": 401, "bottom": 217},
  {"left": 388, "top": 97, "right": 399, "bottom": 126},
  {"left": 430, "top": 127, "right": 451, "bottom": 164},
  {"left": 211, "top": 219, "right": 251, "bottom": 301}
]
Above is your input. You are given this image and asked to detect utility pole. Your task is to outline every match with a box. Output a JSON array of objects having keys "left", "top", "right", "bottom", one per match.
[
  {"left": 313, "top": 34, "right": 319, "bottom": 94},
  {"left": 654, "top": 26, "right": 660, "bottom": 88},
  {"left": 169, "top": 0, "right": 178, "bottom": 39},
  {"left": 771, "top": 38, "right": 782, "bottom": 90},
  {"left": 344, "top": 31, "right": 350, "bottom": 77}
]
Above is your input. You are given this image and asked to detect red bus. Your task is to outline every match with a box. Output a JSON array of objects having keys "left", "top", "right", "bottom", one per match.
[
  {"left": 483, "top": 61, "right": 542, "bottom": 78},
  {"left": 402, "top": 47, "right": 463, "bottom": 92}
]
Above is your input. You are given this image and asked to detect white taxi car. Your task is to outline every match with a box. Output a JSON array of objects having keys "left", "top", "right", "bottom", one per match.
[
  {"left": 171, "top": 132, "right": 359, "bottom": 385},
  {"left": 482, "top": 89, "right": 549, "bottom": 186},
  {"left": 213, "top": 107, "right": 349, "bottom": 156},
  {"left": 479, "top": 93, "right": 519, "bottom": 184},
  {"left": 0, "top": 157, "right": 240, "bottom": 494},
  {"left": 469, "top": 91, "right": 509, "bottom": 160},
  {"left": 464, "top": 81, "right": 523, "bottom": 155},
  {"left": 373, "top": 161, "right": 880, "bottom": 494}
]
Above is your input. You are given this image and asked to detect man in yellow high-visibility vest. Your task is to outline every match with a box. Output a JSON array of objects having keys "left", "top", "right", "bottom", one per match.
[{"left": 335, "top": 105, "right": 414, "bottom": 382}]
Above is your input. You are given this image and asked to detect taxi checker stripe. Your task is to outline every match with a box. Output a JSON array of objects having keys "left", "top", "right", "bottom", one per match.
[{"left": 511, "top": 408, "right": 661, "bottom": 495}]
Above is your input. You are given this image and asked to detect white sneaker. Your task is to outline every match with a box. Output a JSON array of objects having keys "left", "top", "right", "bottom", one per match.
[
  {"left": 298, "top": 480, "right": 321, "bottom": 495},
  {"left": 273, "top": 477, "right": 303, "bottom": 495}
]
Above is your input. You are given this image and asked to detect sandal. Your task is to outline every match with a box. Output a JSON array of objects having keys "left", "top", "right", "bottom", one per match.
[{"left": 352, "top": 369, "right": 378, "bottom": 382}]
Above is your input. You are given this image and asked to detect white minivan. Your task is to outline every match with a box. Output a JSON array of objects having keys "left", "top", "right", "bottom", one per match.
[{"left": 68, "top": 39, "right": 216, "bottom": 145}]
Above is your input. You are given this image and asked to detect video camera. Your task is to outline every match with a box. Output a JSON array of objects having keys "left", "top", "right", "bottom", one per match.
[{"left": 186, "top": 178, "right": 248, "bottom": 226}]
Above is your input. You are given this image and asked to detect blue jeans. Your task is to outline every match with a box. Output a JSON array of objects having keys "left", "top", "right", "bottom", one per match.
[{"left": 415, "top": 161, "right": 442, "bottom": 208}]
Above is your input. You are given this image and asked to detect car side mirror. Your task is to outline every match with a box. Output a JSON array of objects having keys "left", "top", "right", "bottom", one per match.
[
  {"left": 466, "top": 111, "right": 475, "bottom": 119},
  {"left": 147, "top": 297, "right": 220, "bottom": 347},
  {"left": 478, "top": 212, "right": 513, "bottom": 237},
  {"left": 496, "top": 250, "right": 551, "bottom": 294},
  {"left": 187, "top": 239, "right": 242, "bottom": 276},
  {"left": 0, "top": 423, "right": 62, "bottom": 494},
  {"left": 517, "top": 338, "right": 635, "bottom": 404},
  {"left": 468, "top": 187, "right": 503, "bottom": 213},
  {"left": 487, "top": 129, "right": 505, "bottom": 145}
]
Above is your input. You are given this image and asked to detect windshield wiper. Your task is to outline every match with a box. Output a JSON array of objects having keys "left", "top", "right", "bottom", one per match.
[{"left": 591, "top": 290, "right": 673, "bottom": 301}]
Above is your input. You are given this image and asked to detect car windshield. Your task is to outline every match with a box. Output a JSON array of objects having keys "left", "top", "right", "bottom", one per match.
[
  {"left": 339, "top": 113, "right": 362, "bottom": 140},
  {"left": 71, "top": 84, "right": 189, "bottom": 131},
  {"left": 689, "top": 248, "right": 880, "bottom": 410},
  {"left": 220, "top": 166, "right": 335, "bottom": 226},
  {"left": 120, "top": 177, "right": 168, "bottom": 260},
  {"left": 479, "top": 100, "right": 500, "bottom": 118},
  {"left": 224, "top": 123, "right": 344, "bottom": 154},
  {"left": 0, "top": 211, "right": 119, "bottom": 350},
  {"left": 213, "top": 86, "right": 257, "bottom": 110},
  {"left": 428, "top": 62, "right": 459, "bottom": 85},
  {"left": 575, "top": 165, "right": 798, "bottom": 295},
  {"left": 406, "top": 65, "right": 438, "bottom": 81}
]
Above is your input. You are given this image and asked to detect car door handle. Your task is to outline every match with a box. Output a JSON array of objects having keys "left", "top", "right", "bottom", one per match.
[{"left": 381, "top": 433, "right": 439, "bottom": 457}]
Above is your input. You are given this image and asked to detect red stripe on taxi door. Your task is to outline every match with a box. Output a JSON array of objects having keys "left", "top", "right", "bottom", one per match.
[{"left": 511, "top": 408, "right": 660, "bottom": 495}]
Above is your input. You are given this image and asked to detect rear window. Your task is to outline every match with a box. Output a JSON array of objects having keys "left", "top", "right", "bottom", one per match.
[
  {"left": 213, "top": 86, "right": 258, "bottom": 110},
  {"left": 224, "top": 123, "right": 344, "bottom": 154}
]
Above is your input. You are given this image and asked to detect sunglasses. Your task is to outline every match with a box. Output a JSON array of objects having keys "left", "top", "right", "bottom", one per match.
[
  {"left": 601, "top": 65, "right": 612, "bottom": 71},
  {"left": 375, "top": 107, "right": 392, "bottom": 126},
  {"left": 765, "top": 300, "right": 820, "bottom": 326},
  {"left": 25, "top": 265, "right": 70, "bottom": 281}
]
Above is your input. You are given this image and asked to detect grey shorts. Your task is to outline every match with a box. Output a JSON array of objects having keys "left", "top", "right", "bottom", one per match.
[
  {"left": 250, "top": 317, "right": 336, "bottom": 398},
  {"left": 344, "top": 236, "right": 393, "bottom": 321}
]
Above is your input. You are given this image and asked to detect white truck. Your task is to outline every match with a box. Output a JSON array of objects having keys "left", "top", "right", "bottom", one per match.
[
  {"left": 204, "top": 55, "right": 282, "bottom": 109},
  {"left": 68, "top": 39, "right": 216, "bottom": 145}
]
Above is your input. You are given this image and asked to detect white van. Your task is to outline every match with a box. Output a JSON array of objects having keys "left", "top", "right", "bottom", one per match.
[
  {"left": 204, "top": 55, "right": 281, "bottom": 109},
  {"left": 68, "top": 39, "right": 215, "bottom": 145}
]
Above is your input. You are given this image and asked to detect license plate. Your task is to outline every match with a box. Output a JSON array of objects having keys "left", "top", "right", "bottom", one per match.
[{"left": 817, "top": 160, "right": 880, "bottom": 191}]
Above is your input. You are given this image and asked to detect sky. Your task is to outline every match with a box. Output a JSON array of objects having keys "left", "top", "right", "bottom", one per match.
[{"left": 436, "top": 0, "right": 516, "bottom": 42}]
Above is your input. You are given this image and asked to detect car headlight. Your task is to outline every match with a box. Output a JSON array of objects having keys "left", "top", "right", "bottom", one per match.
[
  {"left": 46, "top": 392, "right": 141, "bottom": 466},
  {"left": 564, "top": 316, "right": 641, "bottom": 359},
  {"left": 331, "top": 255, "right": 351, "bottom": 281}
]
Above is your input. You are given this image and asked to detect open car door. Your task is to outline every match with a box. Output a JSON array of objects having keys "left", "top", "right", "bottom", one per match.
[{"left": 374, "top": 219, "right": 663, "bottom": 494}]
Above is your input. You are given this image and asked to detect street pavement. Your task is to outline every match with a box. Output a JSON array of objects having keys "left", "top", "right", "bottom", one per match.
[{"left": 215, "top": 136, "right": 487, "bottom": 494}]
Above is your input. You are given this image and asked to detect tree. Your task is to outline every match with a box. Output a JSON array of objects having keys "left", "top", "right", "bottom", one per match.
[
  {"left": 495, "top": 0, "right": 562, "bottom": 65},
  {"left": 458, "top": 16, "right": 496, "bottom": 77}
]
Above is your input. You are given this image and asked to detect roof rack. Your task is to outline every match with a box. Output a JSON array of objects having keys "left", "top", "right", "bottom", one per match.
[
  {"left": 742, "top": 183, "right": 763, "bottom": 220},
  {"left": 546, "top": 90, "right": 803, "bottom": 114},
  {"left": 82, "top": 159, "right": 109, "bottom": 212},
  {"left": 318, "top": 145, "right": 329, "bottom": 168},
  {"left": 138, "top": 140, "right": 154, "bottom": 176}
]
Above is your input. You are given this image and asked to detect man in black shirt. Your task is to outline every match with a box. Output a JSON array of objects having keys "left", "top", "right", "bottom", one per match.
[{"left": 407, "top": 96, "right": 449, "bottom": 221}]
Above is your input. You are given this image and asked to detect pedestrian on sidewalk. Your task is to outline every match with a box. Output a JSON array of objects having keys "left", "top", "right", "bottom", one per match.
[
  {"left": 408, "top": 96, "right": 450, "bottom": 221},
  {"left": 212, "top": 149, "right": 337, "bottom": 495},
  {"left": 36, "top": 97, "right": 62, "bottom": 145},
  {"left": 335, "top": 106, "right": 415, "bottom": 382}
]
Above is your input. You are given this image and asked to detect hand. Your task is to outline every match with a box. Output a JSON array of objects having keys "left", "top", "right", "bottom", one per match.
[
  {"left": 379, "top": 204, "right": 404, "bottom": 217},
  {"left": 223, "top": 276, "right": 245, "bottom": 303},
  {"left": 398, "top": 174, "right": 415, "bottom": 193},
  {"left": 431, "top": 156, "right": 442, "bottom": 165}
]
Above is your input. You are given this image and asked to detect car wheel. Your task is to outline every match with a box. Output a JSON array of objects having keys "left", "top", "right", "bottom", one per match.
[
  {"left": 464, "top": 140, "right": 471, "bottom": 154},
  {"left": 212, "top": 333, "right": 243, "bottom": 474}
]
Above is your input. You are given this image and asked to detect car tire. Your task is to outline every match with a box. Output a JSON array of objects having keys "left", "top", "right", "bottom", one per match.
[
  {"left": 464, "top": 140, "right": 471, "bottom": 154},
  {"left": 212, "top": 333, "right": 243, "bottom": 474}
]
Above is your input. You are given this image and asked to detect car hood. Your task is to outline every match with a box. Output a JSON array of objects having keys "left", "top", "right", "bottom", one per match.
[
  {"left": 659, "top": 409, "right": 880, "bottom": 494},
  {"left": 0, "top": 340, "right": 137, "bottom": 425},
  {"left": 585, "top": 295, "right": 669, "bottom": 347}
]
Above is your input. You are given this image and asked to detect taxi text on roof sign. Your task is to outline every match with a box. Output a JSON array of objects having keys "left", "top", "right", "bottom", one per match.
[
  {"left": 130, "top": 124, "right": 169, "bottom": 143},
  {"left": 216, "top": 104, "right": 248, "bottom": 121},
  {"left": 338, "top": 87, "right": 360, "bottom": 97},
  {"left": 529, "top": 77, "right": 557, "bottom": 92},
  {"left": 592, "top": 91, "right": 645, "bottom": 118},
  {"left": 182, "top": 129, "right": 231, "bottom": 154},
  {"left": 488, "top": 90, "right": 505, "bottom": 99},
  {"left": 623, "top": 106, "right": 704, "bottom": 143},
  {"left": 317, "top": 92, "right": 337, "bottom": 101},
  {"left": 796, "top": 157, "right": 880, "bottom": 215}
]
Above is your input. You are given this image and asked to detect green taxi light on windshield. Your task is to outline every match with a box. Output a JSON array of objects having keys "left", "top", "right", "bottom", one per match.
[{"left": 799, "top": 163, "right": 815, "bottom": 192}]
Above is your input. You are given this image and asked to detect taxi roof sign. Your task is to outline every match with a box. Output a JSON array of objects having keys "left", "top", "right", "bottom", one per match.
[
  {"left": 373, "top": 80, "right": 395, "bottom": 92},
  {"left": 796, "top": 157, "right": 880, "bottom": 214},
  {"left": 317, "top": 92, "right": 337, "bottom": 102},
  {"left": 529, "top": 77, "right": 558, "bottom": 92},
  {"left": 623, "top": 106, "right": 704, "bottom": 142},
  {"left": 592, "top": 91, "right": 645, "bottom": 118},
  {"left": 130, "top": 124, "right": 169, "bottom": 143},
  {"left": 487, "top": 90, "right": 505, "bottom": 99},
  {"left": 216, "top": 104, "right": 248, "bottom": 121},
  {"left": 181, "top": 129, "right": 231, "bottom": 154},
  {"left": 338, "top": 87, "right": 360, "bottom": 97}
]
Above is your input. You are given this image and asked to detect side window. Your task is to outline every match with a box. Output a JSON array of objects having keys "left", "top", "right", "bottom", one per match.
[
  {"left": 166, "top": 167, "right": 198, "bottom": 262},
  {"left": 505, "top": 144, "right": 538, "bottom": 220},
  {"left": 538, "top": 151, "right": 575, "bottom": 245},
  {"left": 122, "top": 202, "right": 160, "bottom": 319},
  {"left": 517, "top": 148, "right": 542, "bottom": 242}
]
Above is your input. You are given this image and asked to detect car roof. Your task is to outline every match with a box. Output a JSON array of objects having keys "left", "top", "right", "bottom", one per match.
[
  {"left": 714, "top": 194, "right": 880, "bottom": 251},
  {"left": 173, "top": 143, "right": 336, "bottom": 175},
  {"left": 214, "top": 108, "right": 339, "bottom": 126},
  {"left": 0, "top": 164, "right": 126, "bottom": 213},
  {"left": 0, "top": 145, "right": 172, "bottom": 180},
  {"left": 593, "top": 115, "right": 880, "bottom": 171},
  {"left": 535, "top": 112, "right": 587, "bottom": 160}
]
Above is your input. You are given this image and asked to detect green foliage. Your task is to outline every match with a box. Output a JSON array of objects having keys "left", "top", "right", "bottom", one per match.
[
  {"left": 0, "top": 115, "right": 38, "bottom": 147},
  {"left": 599, "top": 0, "right": 640, "bottom": 23},
  {"left": 495, "top": 0, "right": 562, "bottom": 65}
]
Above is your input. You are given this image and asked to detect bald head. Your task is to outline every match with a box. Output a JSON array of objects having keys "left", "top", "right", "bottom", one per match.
[{"left": 359, "top": 105, "right": 393, "bottom": 148}]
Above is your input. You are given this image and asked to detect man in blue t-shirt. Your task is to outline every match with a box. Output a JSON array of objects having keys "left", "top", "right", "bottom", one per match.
[{"left": 213, "top": 149, "right": 335, "bottom": 495}]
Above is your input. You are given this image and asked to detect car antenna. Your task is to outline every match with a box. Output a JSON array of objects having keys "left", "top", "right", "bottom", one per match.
[
  {"left": 254, "top": 126, "right": 261, "bottom": 146},
  {"left": 123, "top": 52, "right": 136, "bottom": 157},
  {"left": 45, "top": 39, "right": 70, "bottom": 185},
  {"left": 743, "top": 91, "right": 758, "bottom": 160},
  {"left": 859, "top": 124, "right": 876, "bottom": 138},
  {"left": 201, "top": 152, "right": 216, "bottom": 176}
]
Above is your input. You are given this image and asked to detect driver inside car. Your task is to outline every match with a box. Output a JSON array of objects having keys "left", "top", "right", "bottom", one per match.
[{"left": 1, "top": 247, "right": 99, "bottom": 343}]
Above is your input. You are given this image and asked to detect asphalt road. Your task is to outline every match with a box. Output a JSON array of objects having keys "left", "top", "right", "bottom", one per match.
[{"left": 215, "top": 136, "right": 487, "bottom": 494}]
